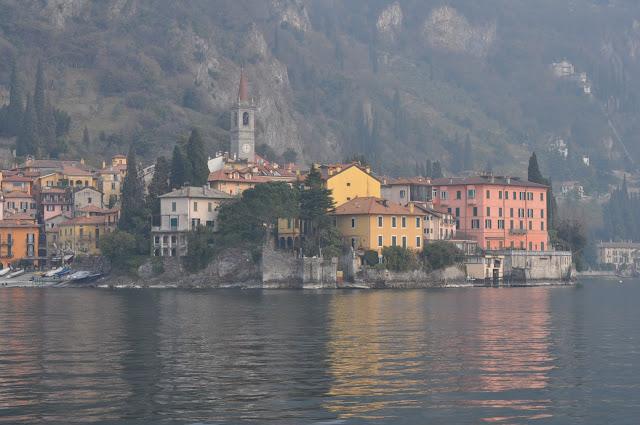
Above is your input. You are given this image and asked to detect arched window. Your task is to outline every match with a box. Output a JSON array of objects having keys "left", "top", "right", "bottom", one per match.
[{"left": 243, "top": 112, "right": 249, "bottom": 126}]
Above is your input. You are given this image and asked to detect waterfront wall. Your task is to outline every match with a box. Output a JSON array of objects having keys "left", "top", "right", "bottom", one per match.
[
  {"left": 497, "top": 250, "right": 573, "bottom": 282},
  {"left": 353, "top": 265, "right": 466, "bottom": 288}
]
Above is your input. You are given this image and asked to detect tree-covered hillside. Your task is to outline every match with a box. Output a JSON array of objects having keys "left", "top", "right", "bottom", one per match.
[{"left": 0, "top": 0, "right": 638, "bottom": 182}]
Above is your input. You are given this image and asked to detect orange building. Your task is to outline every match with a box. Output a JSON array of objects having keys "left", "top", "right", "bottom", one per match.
[
  {"left": 430, "top": 176, "right": 549, "bottom": 251},
  {"left": 0, "top": 218, "right": 39, "bottom": 269}
]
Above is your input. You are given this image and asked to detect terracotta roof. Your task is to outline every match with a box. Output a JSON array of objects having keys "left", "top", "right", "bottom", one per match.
[
  {"left": 318, "top": 163, "right": 382, "bottom": 183},
  {"left": 429, "top": 176, "right": 548, "bottom": 188},
  {"left": 384, "top": 176, "right": 433, "bottom": 186},
  {"left": 112, "top": 154, "right": 126, "bottom": 159},
  {"left": 76, "top": 205, "right": 114, "bottom": 214},
  {"left": 2, "top": 174, "right": 36, "bottom": 182},
  {"left": 208, "top": 169, "right": 274, "bottom": 184},
  {"left": 60, "top": 216, "right": 109, "bottom": 226},
  {"left": 414, "top": 203, "right": 451, "bottom": 217},
  {"left": 0, "top": 219, "right": 39, "bottom": 228},
  {"left": 62, "top": 166, "right": 94, "bottom": 177},
  {"left": 333, "top": 197, "right": 417, "bottom": 216},
  {"left": 4, "top": 212, "right": 36, "bottom": 221},
  {"left": 159, "top": 186, "right": 233, "bottom": 199},
  {"left": 3, "top": 191, "right": 35, "bottom": 199}
]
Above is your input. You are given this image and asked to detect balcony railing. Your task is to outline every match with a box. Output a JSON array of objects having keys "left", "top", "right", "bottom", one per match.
[{"left": 509, "top": 228, "right": 528, "bottom": 235}]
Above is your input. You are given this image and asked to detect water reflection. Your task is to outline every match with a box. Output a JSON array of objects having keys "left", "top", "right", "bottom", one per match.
[
  {"left": 323, "top": 289, "right": 555, "bottom": 423},
  {"left": 0, "top": 282, "right": 639, "bottom": 424}
]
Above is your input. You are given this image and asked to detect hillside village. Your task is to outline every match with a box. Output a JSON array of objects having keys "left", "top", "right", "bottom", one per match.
[{"left": 0, "top": 71, "right": 592, "bottom": 286}]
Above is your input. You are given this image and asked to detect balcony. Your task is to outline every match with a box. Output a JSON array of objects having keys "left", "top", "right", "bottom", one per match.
[{"left": 509, "top": 229, "right": 528, "bottom": 235}]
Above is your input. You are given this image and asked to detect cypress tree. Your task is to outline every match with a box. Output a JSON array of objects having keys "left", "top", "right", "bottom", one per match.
[
  {"left": 527, "top": 152, "right": 545, "bottom": 184},
  {"left": 146, "top": 156, "right": 171, "bottom": 226},
  {"left": 425, "top": 160, "right": 433, "bottom": 177},
  {"left": 170, "top": 144, "right": 187, "bottom": 188},
  {"left": 185, "top": 128, "right": 209, "bottom": 186},
  {"left": 42, "top": 99, "right": 57, "bottom": 154},
  {"left": 432, "top": 161, "right": 443, "bottom": 178},
  {"left": 34, "top": 61, "right": 46, "bottom": 128},
  {"left": 6, "top": 62, "right": 24, "bottom": 136},
  {"left": 16, "top": 95, "right": 38, "bottom": 157},
  {"left": 119, "top": 145, "right": 147, "bottom": 234},
  {"left": 82, "top": 126, "right": 91, "bottom": 146}
]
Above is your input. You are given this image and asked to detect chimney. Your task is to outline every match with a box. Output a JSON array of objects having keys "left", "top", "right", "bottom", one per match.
[
  {"left": 506, "top": 177, "right": 511, "bottom": 184},
  {"left": 80, "top": 158, "right": 85, "bottom": 165},
  {"left": 102, "top": 161, "right": 106, "bottom": 169},
  {"left": 409, "top": 203, "right": 414, "bottom": 214}
]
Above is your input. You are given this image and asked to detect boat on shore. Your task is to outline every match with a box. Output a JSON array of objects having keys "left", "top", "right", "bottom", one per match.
[
  {"left": 66, "top": 271, "right": 102, "bottom": 284},
  {"left": 6, "top": 269, "right": 25, "bottom": 279},
  {"left": 0, "top": 268, "right": 12, "bottom": 277}
]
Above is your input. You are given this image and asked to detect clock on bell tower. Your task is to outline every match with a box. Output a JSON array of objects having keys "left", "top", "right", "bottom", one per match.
[{"left": 230, "top": 68, "right": 256, "bottom": 162}]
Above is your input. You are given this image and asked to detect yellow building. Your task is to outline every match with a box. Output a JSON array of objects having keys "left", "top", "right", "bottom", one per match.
[
  {"left": 319, "top": 163, "right": 381, "bottom": 207},
  {"left": 37, "top": 172, "right": 62, "bottom": 188},
  {"left": 61, "top": 166, "right": 97, "bottom": 188},
  {"left": 58, "top": 216, "right": 115, "bottom": 256},
  {"left": 332, "top": 197, "right": 423, "bottom": 255},
  {"left": 0, "top": 218, "right": 40, "bottom": 269}
]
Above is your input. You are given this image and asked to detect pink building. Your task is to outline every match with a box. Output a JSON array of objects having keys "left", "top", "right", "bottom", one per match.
[
  {"left": 39, "top": 187, "right": 73, "bottom": 221},
  {"left": 429, "top": 176, "right": 549, "bottom": 251}
]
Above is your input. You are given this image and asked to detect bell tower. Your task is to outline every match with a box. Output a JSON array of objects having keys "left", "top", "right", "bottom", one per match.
[{"left": 230, "top": 68, "right": 256, "bottom": 162}]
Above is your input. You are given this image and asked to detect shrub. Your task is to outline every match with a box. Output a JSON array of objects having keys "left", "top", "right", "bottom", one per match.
[
  {"left": 381, "top": 246, "right": 419, "bottom": 272},
  {"left": 362, "top": 250, "right": 380, "bottom": 266},
  {"left": 421, "top": 241, "right": 463, "bottom": 270},
  {"left": 99, "top": 230, "right": 138, "bottom": 273}
]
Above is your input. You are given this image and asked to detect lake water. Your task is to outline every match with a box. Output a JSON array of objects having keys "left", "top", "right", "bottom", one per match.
[{"left": 0, "top": 279, "right": 639, "bottom": 424}]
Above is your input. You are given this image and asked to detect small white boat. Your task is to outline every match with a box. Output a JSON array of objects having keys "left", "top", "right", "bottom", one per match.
[
  {"left": 67, "top": 271, "right": 91, "bottom": 281},
  {"left": 45, "top": 266, "right": 66, "bottom": 278},
  {"left": 7, "top": 269, "right": 25, "bottom": 279},
  {"left": 0, "top": 268, "right": 12, "bottom": 277}
]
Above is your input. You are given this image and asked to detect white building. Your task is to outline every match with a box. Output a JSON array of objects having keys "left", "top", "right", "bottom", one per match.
[{"left": 151, "top": 186, "right": 233, "bottom": 257}]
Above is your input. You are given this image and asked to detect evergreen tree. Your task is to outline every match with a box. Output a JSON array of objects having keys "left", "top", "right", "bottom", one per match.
[
  {"left": 34, "top": 61, "right": 46, "bottom": 128},
  {"left": 185, "top": 128, "right": 208, "bottom": 185},
  {"left": 432, "top": 161, "right": 443, "bottom": 178},
  {"left": 16, "top": 95, "right": 38, "bottom": 157},
  {"left": 82, "top": 126, "right": 91, "bottom": 147},
  {"left": 170, "top": 144, "right": 187, "bottom": 188},
  {"left": 300, "top": 167, "right": 336, "bottom": 256},
  {"left": 527, "top": 152, "right": 545, "bottom": 184},
  {"left": 41, "top": 99, "right": 57, "bottom": 154},
  {"left": 6, "top": 62, "right": 24, "bottom": 136},
  {"left": 463, "top": 135, "right": 474, "bottom": 171},
  {"left": 425, "top": 159, "right": 433, "bottom": 177},
  {"left": 119, "top": 145, "right": 150, "bottom": 253},
  {"left": 146, "top": 156, "right": 171, "bottom": 226}
]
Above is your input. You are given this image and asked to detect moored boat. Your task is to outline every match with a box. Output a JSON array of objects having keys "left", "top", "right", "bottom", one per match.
[{"left": 7, "top": 269, "right": 25, "bottom": 279}]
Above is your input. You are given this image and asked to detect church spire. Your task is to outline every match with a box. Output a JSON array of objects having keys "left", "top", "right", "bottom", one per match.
[{"left": 238, "top": 67, "right": 249, "bottom": 102}]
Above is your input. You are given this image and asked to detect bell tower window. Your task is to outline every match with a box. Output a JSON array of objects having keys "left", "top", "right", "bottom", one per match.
[{"left": 243, "top": 112, "right": 249, "bottom": 126}]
